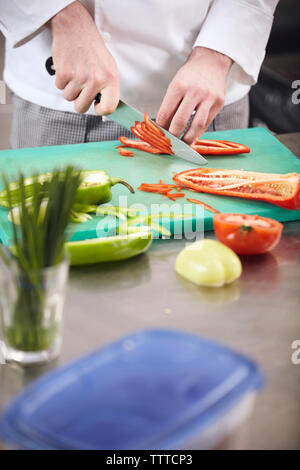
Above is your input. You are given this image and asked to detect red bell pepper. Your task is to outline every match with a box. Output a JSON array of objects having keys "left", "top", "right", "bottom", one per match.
[{"left": 173, "top": 168, "right": 300, "bottom": 210}]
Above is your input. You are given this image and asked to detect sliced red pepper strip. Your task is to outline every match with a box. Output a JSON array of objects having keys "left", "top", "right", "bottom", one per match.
[
  {"left": 141, "top": 122, "right": 171, "bottom": 146},
  {"left": 138, "top": 181, "right": 186, "bottom": 201},
  {"left": 163, "top": 192, "right": 185, "bottom": 201},
  {"left": 119, "top": 148, "right": 134, "bottom": 157},
  {"left": 126, "top": 129, "right": 168, "bottom": 154},
  {"left": 186, "top": 198, "right": 220, "bottom": 214},
  {"left": 119, "top": 137, "right": 162, "bottom": 154},
  {"left": 119, "top": 136, "right": 147, "bottom": 148},
  {"left": 138, "top": 183, "right": 177, "bottom": 194},
  {"left": 119, "top": 113, "right": 175, "bottom": 156},
  {"left": 130, "top": 125, "right": 144, "bottom": 140},
  {"left": 164, "top": 195, "right": 176, "bottom": 201},
  {"left": 217, "top": 140, "right": 250, "bottom": 152},
  {"left": 191, "top": 139, "right": 250, "bottom": 155},
  {"left": 193, "top": 139, "right": 250, "bottom": 150},
  {"left": 135, "top": 122, "right": 172, "bottom": 154},
  {"left": 173, "top": 168, "right": 300, "bottom": 210},
  {"left": 169, "top": 192, "right": 185, "bottom": 198},
  {"left": 194, "top": 140, "right": 229, "bottom": 148},
  {"left": 144, "top": 112, "right": 165, "bottom": 137},
  {"left": 132, "top": 122, "right": 167, "bottom": 149},
  {"left": 139, "top": 128, "right": 172, "bottom": 153}
]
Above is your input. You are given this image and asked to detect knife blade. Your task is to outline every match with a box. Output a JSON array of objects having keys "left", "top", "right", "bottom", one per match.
[
  {"left": 45, "top": 56, "right": 207, "bottom": 165},
  {"left": 110, "top": 101, "right": 207, "bottom": 166}
]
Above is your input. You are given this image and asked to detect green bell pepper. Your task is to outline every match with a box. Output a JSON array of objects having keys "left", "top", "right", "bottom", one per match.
[
  {"left": 0, "top": 170, "right": 134, "bottom": 208},
  {"left": 75, "top": 170, "right": 134, "bottom": 205}
]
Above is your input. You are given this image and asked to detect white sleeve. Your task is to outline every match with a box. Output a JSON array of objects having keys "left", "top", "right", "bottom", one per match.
[
  {"left": 0, "top": 0, "right": 76, "bottom": 46},
  {"left": 193, "top": 0, "right": 279, "bottom": 85}
]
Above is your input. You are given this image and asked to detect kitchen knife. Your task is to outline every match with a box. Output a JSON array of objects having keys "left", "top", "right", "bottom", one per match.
[
  {"left": 109, "top": 101, "right": 207, "bottom": 165},
  {"left": 45, "top": 57, "right": 207, "bottom": 165}
]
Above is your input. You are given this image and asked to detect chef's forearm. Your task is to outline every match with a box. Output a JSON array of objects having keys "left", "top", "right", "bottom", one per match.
[
  {"left": 190, "top": 46, "right": 233, "bottom": 75},
  {"left": 0, "top": 0, "right": 76, "bottom": 47},
  {"left": 49, "top": 2, "right": 96, "bottom": 35},
  {"left": 49, "top": 1, "right": 105, "bottom": 47},
  {"left": 193, "top": 0, "right": 280, "bottom": 85}
]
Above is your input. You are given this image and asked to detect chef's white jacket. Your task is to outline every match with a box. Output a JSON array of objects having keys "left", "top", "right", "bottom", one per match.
[{"left": 0, "top": 0, "right": 278, "bottom": 117}]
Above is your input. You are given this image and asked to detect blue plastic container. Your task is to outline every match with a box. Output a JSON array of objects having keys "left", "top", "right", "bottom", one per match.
[{"left": 0, "top": 330, "right": 263, "bottom": 450}]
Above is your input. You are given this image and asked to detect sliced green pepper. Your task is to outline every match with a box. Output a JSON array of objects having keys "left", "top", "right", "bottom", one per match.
[
  {"left": 69, "top": 204, "right": 139, "bottom": 224},
  {"left": 0, "top": 174, "right": 51, "bottom": 208},
  {"left": 118, "top": 213, "right": 191, "bottom": 237},
  {"left": 0, "top": 170, "right": 134, "bottom": 208},
  {"left": 118, "top": 215, "right": 171, "bottom": 237},
  {"left": 96, "top": 205, "right": 139, "bottom": 219},
  {"left": 66, "top": 230, "right": 152, "bottom": 266}
]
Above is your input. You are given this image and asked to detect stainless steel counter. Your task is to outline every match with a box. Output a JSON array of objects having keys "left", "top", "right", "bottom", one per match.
[{"left": 0, "top": 134, "right": 300, "bottom": 450}]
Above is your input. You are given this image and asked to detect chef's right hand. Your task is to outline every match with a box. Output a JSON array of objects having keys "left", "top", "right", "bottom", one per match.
[{"left": 49, "top": 1, "right": 119, "bottom": 115}]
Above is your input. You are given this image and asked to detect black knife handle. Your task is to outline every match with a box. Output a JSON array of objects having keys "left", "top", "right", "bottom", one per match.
[
  {"left": 45, "top": 56, "right": 101, "bottom": 104},
  {"left": 45, "top": 56, "right": 56, "bottom": 76}
]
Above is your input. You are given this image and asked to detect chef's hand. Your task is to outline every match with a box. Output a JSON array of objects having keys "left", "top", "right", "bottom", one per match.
[
  {"left": 50, "top": 1, "right": 119, "bottom": 115},
  {"left": 156, "top": 47, "right": 232, "bottom": 144}
]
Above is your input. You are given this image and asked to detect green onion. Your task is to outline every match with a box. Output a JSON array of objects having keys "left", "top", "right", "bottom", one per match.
[{"left": 0, "top": 166, "right": 81, "bottom": 352}]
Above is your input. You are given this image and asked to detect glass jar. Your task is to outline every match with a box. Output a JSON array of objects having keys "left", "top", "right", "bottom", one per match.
[{"left": 0, "top": 251, "right": 69, "bottom": 366}]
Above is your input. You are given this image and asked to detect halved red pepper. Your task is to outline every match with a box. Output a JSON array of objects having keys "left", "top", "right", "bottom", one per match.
[{"left": 173, "top": 168, "right": 300, "bottom": 210}]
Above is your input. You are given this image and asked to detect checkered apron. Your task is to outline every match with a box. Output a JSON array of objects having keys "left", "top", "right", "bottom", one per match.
[{"left": 10, "top": 94, "right": 249, "bottom": 149}]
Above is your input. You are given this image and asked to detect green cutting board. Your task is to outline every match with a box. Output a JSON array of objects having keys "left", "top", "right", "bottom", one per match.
[{"left": 0, "top": 127, "right": 300, "bottom": 244}]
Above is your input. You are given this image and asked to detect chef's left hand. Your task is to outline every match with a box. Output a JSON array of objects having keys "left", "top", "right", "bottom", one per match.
[{"left": 156, "top": 47, "right": 232, "bottom": 144}]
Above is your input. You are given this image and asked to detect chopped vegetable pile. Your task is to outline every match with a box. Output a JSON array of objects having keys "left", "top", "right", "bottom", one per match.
[
  {"left": 116, "top": 113, "right": 251, "bottom": 158},
  {"left": 138, "top": 179, "right": 220, "bottom": 211},
  {"left": 138, "top": 180, "right": 186, "bottom": 202},
  {"left": 118, "top": 113, "right": 173, "bottom": 156}
]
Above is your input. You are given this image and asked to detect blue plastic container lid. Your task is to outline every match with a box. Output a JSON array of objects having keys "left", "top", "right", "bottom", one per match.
[{"left": 0, "top": 329, "right": 263, "bottom": 450}]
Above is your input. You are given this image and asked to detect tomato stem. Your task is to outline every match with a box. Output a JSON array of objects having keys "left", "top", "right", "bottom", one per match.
[{"left": 239, "top": 225, "right": 253, "bottom": 235}]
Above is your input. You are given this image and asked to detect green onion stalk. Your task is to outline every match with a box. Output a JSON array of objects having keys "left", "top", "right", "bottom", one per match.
[{"left": 0, "top": 167, "right": 81, "bottom": 352}]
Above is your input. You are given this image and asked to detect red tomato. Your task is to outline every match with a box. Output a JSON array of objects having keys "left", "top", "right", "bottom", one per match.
[{"left": 213, "top": 213, "right": 283, "bottom": 255}]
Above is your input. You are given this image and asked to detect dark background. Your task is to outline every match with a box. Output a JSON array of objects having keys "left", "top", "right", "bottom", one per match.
[{"left": 250, "top": 0, "right": 300, "bottom": 133}]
